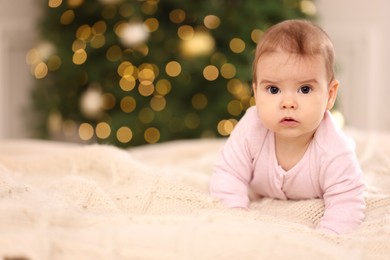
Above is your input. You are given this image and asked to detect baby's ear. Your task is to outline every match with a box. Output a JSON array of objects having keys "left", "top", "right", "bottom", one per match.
[
  {"left": 327, "top": 79, "right": 339, "bottom": 110},
  {"left": 252, "top": 82, "right": 257, "bottom": 96}
]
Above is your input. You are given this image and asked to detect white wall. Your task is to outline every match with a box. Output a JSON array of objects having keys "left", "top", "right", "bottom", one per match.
[
  {"left": 317, "top": 0, "right": 390, "bottom": 131},
  {"left": 0, "top": 0, "right": 41, "bottom": 139}
]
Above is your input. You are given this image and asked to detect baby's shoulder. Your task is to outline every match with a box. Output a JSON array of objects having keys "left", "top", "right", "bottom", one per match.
[
  {"left": 232, "top": 106, "right": 269, "bottom": 154},
  {"left": 313, "top": 112, "right": 355, "bottom": 155},
  {"left": 241, "top": 106, "right": 269, "bottom": 137}
]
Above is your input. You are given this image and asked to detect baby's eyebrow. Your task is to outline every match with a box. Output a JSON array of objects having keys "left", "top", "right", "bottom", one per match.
[
  {"left": 298, "top": 78, "right": 319, "bottom": 84},
  {"left": 259, "top": 78, "right": 319, "bottom": 85},
  {"left": 259, "top": 79, "right": 279, "bottom": 85}
]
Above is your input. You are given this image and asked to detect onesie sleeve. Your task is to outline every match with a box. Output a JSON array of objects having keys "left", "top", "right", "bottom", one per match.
[
  {"left": 209, "top": 107, "right": 259, "bottom": 209},
  {"left": 317, "top": 152, "right": 366, "bottom": 235}
]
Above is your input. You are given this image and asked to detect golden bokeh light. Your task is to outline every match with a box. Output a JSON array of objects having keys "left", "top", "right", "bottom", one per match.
[
  {"left": 177, "top": 25, "right": 194, "bottom": 41},
  {"left": 155, "top": 79, "right": 171, "bottom": 96},
  {"left": 229, "top": 38, "right": 246, "bottom": 53},
  {"left": 73, "top": 49, "right": 87, "bottom": 65},
  {"left": 93, "top": 21, "right": 107, "bottom": 34},
  {"left": 79, "top": 122, "right": 94, "bottom": 141},
  {"left": 120, "top": 96, "right": 137, "bottom": 113},
  {"left": 204, "top": 15, "right": 220, "bottom": 30},
  {"left": 180, "top": 30, "right": 215, "bottom": 57},
  {"left": 116, "top": 126, "right": 133, "bottom": 143},
  {"left": 76, "top": 25, "right": 92, "bottom": 41},
  {"left": 90, "top": 35, "right": 106, "bottom": 48},
  {"left": 251, "top": 29, "right": 264, "bottom": 43},
  {"left": 169, "top": 9, "right": 186, "bottom": 24},
  {"left": 138, "top": 66, "right": 156, "bottom": 85},
  {"left": 150, "top": 95, "right": 166, "bottom": 111},
  {"left": 36, "top": 0, "right": 318, "bottom": 146},
  {"left": 192, "top": 93, "right": 208, "bottom": 110},
  {"left": 227, "top": 100, "right": 243, "bottom": 116},
  {"left": 72, "top": 39, "right": 86, "bottom": 52},
  {"left": 144, "top": 18, "right": 159, "bottom": 32},
  {"left": 144, "top": 127, "right": 160, "bottom": 143},
  {"left": 60, "top": 10, "right": 75, "bottom": 25},
  {"left": 34, "top": 62, "right": 49, "bottom": 79},
  {"left": 217, "top": 119, "right": 237, "bottom": 136},
  {"left": 138, "top": 83, "right": 154, "bottom": 96},
  {"left": 96, "top": 122, "right": 111, "bottom": 139},
  {"left": 227, "top": 79, "right": 243, "bottom": 95},
  {"left": 48, "top": 0, "right": 62, "bottom": 8},
  {"left": 119, "top": 75, "right": 136, "bottom": 91},
  {"left": 165, "top": 61, "right": 181, "bottom": 77},
  {"left": 117, "top": 61, "right": 135, "bottom": 77},
  {"left": 203, "top": 65, "right": 219, "bottom": 81},
  {"left": 220, "top": 63, "right": 236, "bottom": 79},
  {"left": 226, "top": 79, "right": 252, "bottom": 109}
]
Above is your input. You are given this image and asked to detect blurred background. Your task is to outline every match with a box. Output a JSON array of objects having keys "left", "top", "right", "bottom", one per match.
[{"left": 0, "top": 0, "right": 389, "bottom": 147}]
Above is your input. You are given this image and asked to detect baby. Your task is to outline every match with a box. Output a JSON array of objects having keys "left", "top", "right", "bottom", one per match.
[{"left": 209, "top": 20, "right": 365, "bottom": 235}]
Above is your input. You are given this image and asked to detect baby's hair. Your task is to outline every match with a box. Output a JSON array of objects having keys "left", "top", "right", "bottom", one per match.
[{"left": 252, "top": 19, "right": 335, "bottom": 85}]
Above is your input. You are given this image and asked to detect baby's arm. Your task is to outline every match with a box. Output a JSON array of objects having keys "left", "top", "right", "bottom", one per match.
[
  {"left": 317, "top": 153, "right": 366, "bottom": 235},
  {"left": 209, "top": 113, "right": 254, "bottom": 209}
]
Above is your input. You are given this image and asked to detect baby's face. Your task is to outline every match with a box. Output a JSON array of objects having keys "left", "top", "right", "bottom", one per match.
[{"left": 253, "top": 50, "right": 337, "bottom": 140}]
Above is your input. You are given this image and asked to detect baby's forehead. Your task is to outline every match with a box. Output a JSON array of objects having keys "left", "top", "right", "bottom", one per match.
[
  {"left": 257, "top": 51, "right": 325, "bottom": 67},
  {"left": 256, "top": 52, "right": 328, "bottom": 82}
]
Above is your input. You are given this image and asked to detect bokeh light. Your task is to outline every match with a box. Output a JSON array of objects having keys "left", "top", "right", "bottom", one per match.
[
  {"left": 204, "top": 15, "right": 220, "bottom": 30},
  {"left": 144, "top": 127, "right": 160, "bottom": 143},
  {"left": 169, "top": 9, "right": 186, "bottom": 23},
  {"left": 32, "top": 0, "right": 315, "bottom": 146},
  {"left": 48, "top": 0, "right": 62, "bottom": 8},
  {"left": 120, "top": 96, "right": 137, "bottom": 113},
  {"left": 96, "top": 122, "right": 111, "bottom": 139},
  {"left": 79, "top": 123, "right": 94, "bottom": 141},
  {"left": 229, "top": 38, "right": 246, "bottom": 53},
  {"left": 117, "top": 126, "right": 133, "bottom": 143},
  {"left": 165, "top": 61, "right": 181, "bottom": 77},
  {"left": 203, "top": 65, "right": 219, "bottom": 81}
]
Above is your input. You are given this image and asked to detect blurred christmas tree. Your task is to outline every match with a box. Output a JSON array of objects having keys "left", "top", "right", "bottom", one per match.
[{"left": 28, "top": 0, "right": 315, "bottom": 147}]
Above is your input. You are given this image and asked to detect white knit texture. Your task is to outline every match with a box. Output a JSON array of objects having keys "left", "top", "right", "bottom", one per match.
[{"left": 0, "top": 129, "right": 389, "bottom": 260}]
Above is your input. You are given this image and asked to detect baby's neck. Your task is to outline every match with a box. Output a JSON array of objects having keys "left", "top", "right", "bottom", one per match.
[{"left": 274, "top": 133, "right": 314, "bottom": 171}]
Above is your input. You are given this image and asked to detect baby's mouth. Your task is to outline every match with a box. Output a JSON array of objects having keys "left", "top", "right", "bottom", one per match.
[{"left": 280, "top": 117, "right": 299, "bottom": 126}]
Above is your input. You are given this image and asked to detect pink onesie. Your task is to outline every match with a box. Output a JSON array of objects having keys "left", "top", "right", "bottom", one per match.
[{"left": 210, "top": 106, "right": 365, "bottom": 235}]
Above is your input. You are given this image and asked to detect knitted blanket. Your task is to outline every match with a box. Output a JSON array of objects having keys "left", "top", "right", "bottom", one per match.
[{"left": 0, "top": 129, "right": 389, "bottom": 259}]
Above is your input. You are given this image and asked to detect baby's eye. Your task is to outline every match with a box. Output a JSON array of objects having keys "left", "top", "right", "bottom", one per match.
[
  {"left": 299, "top": 85, "right": 312, "bottom": 94},
  {"left": 267, "top": 86, "right": 280, "bottom": 94}
]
